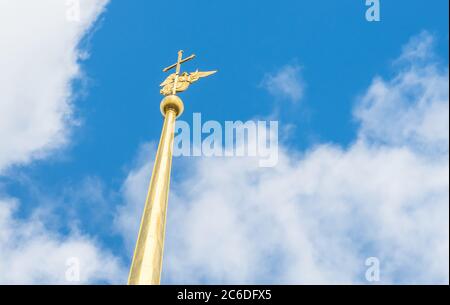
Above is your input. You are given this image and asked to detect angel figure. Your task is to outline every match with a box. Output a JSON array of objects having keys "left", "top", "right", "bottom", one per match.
[{"left": 160, "top": 70, "right": 217, "bottom": 96}]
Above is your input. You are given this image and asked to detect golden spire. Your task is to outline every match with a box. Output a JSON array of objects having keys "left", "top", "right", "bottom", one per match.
[{"left": 128, "top": 50, "right": 216, "bottom": 285}]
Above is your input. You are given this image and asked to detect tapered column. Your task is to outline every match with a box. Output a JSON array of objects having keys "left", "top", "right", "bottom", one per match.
[{"left": 128, "top": 95, "right": 184, "bottom": 285}]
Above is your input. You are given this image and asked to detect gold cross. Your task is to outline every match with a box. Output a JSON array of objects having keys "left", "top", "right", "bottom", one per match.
[{"left": 163, "top": 50, "right": 196, "bottom": 95}]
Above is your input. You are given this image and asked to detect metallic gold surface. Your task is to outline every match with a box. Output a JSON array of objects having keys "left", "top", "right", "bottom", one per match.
[
  {"left": 160, "top": 94, "right": 184, "bottom": 118},
  {"left": 128, "top": 96, "right": 182, "bottom": 285},
  {"left": 128, "top": 51, "right": 216, "bottom": 285},
  {"left": 160, "top": 50, "right": 217, "bottom": 96},
  {"left": 160, "top": 70, "right": 217, "bottom": 96},
  {"left": 162, "top": 52, "right": 195, "bottom": 73}
]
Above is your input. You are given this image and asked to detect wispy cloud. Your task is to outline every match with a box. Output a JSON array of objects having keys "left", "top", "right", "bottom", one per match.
[
  {"left": 0, "top": 197, "right": 126, "bottom": 284},
  {"left": 0, "top": 0, "right": 109, "bottom": 173},
  {"left": 356, "top": 31, "right": 449, "bottom": 151},
  {"left": 397, "top": 30, "right": 436, "bottom": 63},
  {"left": 261, "top": 64, "right": 305, "bottom": 103}
]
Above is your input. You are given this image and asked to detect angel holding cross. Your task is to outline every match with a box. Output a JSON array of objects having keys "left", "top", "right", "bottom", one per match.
[{"left": 159, "top": 50, "right": 217, "bottom": 96}]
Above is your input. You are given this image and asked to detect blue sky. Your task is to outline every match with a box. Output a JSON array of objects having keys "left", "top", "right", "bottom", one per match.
[
  {"left": 53, "top": 0, "right": 448, "bottom": 176},
  {"left": 0, "top": 0, "right": 448, "bottom": 284}
]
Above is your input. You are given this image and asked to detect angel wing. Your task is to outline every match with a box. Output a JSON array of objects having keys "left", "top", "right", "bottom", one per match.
[
  {"left": 159, "top": 70, "right": 217, "bottom": 96},
  {"left": 188, "top": 70, "right": 217, "bottom": 83},
  {"left": 160, "top": 73, "right": 176, "bottom": 87}
]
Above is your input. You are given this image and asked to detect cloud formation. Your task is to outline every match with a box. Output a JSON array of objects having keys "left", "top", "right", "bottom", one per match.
[
  {"left": 356, "top": 32, "right": 449, "bottom": 150},
  {"left": 119, "top": 32, "right": 449, "bottom": 284},
  {"left": 0, "top": 0, "right": 126, "bottom": 284},
  {"left": 261, "top": 64, "right": 305, "bottom": 103},
  {"left": 0, "top": 0, "right": 108, "bottom": 172},
  {"left": 0, "top": 198, "right": 125, "bottom": 284}
]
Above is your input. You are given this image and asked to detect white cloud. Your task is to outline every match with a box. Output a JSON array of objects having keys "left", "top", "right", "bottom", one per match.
[
  {"left": 0, "top": 0, "right": 109, "bottom": 172},
  {"left": 118, "top": 32, "right": 449, "bottom": 284},
  {"left": 0, "top": 0, "right": 127, "bottom": 284},
  {"left": 0, "top": 198, "right": 126, "bottom": 284},
  {"left": 261, "top": 64, "right": 305, "bottom": 103},
  {"left": 115, "top": 143, "right": 155, "bottom": 251},
  {"left": 356, "top": 32, "right": 449, "bottom": 151},
  {"left": 163, "top": 144, "right": 448, "bottom": 284},
  {"left": 397, "top": 31, "right": 436, "bottom": 63}
]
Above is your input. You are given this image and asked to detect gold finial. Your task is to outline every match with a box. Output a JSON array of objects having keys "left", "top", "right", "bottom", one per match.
[{"left": 160, "top": 50, "right": 217, "bottom": 96}]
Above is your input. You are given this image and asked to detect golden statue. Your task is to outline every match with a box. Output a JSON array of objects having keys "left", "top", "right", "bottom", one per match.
[
  {"left": 160, "top": 70, "right": 217, "bottom": 96},
  {"left": 128, "top": 50, "right": 216, "bottom": 285}
]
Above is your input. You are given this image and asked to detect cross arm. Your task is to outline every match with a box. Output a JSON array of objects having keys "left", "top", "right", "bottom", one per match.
[{"left": 162, "top": 54, "right": 196, "bottom": 72}]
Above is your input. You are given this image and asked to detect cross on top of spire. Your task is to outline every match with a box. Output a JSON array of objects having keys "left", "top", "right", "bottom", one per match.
[
  {"left": 163, "top": 50, "right": 196, "bottom": 74},
  {"left": 160, "top": 50, "right": 216, "bottom": 96},
  {"left": 162, "top": 50, "right": 196, "bottom": 95}
]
